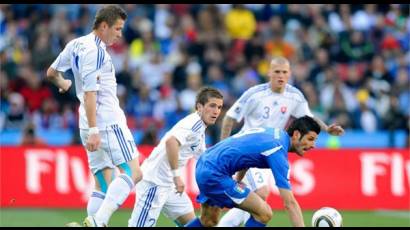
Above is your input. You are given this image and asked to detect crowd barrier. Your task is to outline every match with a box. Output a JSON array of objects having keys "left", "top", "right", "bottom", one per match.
[{"left": 1, "top": 146, "right": 409, "bottom": 210}]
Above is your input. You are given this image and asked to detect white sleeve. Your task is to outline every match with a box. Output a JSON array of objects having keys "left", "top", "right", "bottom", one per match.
[
  {"left": 80, "top": 47, "right": 104, "bottom": 92},
  {"left": 50, "top": 43, "right": 71, "bottom": 72},
  {"left": 226, "top": 90, "right": 255, "bottom": 122},
  {"left": 171, "top": 126, "right": 192, "bottom": 147},
  {"left": 292, "top": 99, "right": 314, "bottom": 118}
]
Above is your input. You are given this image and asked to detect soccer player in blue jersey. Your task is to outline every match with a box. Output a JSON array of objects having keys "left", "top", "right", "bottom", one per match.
[
  {"left": 218, "top": 56, "right": 344, "bottom": 227},
  {"left": 185, "top": 116, "right": 321, "bottom": 227}
]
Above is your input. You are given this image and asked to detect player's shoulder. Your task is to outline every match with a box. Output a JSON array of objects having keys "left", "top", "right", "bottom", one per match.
[
  {"left": 239, "top": 83, "right": 270, "bottom": 102},
  {"left": 176, "top": 112, "right": 204, "bottom": 132},
  {"left": 285, "top": 84, "right": 303, "bottom": 96},
  {"left": 76, "top": 33, "right": 100, "bottom": 52},
  {"left": 245, "top": 82, "right": 270, "bottom": 94},
  {"left": 285, "top": 84, "right": 306, "bottom": 101}
]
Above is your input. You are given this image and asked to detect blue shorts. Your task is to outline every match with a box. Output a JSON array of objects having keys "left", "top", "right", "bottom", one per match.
[{"left": 195, "top": 159, "right": 251, "bottom": 209}]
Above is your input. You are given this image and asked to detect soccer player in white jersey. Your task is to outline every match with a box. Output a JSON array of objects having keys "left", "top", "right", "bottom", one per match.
[
  {"left": 217, "top": 56, "right": 344, "bottom": 227},
  {"left": 46, "top": 5, "right": 142, "bottom": 227},
  {"left": 128, "top": 87, "right": 223, "bottom": 227}
]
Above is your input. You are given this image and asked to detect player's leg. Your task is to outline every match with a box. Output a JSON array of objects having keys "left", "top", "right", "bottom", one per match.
[
  {"left": 87, "top": 168, "right": 114, "bottom": 216},
  {"left": 236, "top": 191, "right": 272, "bottom": 227},
  {"left": 218, "top": 167, "right": 270, "bottom": 227},
  {"left": 128, "top": 181, "right": 168, "bottom": 227},
  {"left": 162, "top": 191, "right": 195, "bottom": 226},
  {"left": 79, "top": 129, "right": 114, "bottom": 219},
  {"left": 216, "top": 207, "right": 248, "bottom": 227},
  {"left": 85, "top": 125, "right": 142, "bottom": 226},
  {"left": 185, "top": 203, "right": 222, "bottom": 227}
]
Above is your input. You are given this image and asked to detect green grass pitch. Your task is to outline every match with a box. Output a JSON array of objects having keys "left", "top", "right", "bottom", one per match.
[{"left": 1, "top": 208, "right": 409, "bottom": 227}]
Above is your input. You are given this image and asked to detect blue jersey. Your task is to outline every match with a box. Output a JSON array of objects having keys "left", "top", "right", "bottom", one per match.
[{"left": 197, "top": 127, "right": 291, "bottom": 190}]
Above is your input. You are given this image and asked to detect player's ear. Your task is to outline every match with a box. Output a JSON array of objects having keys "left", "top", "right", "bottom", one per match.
[
  {"left": 196, "top": 102, "right": 203, "bottom": 113},
  {"left": 292, "top": 130, "right": 301, "bottom": 140}
]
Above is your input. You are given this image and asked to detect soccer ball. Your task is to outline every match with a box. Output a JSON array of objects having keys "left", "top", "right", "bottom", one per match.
[{"left": 311, "top": 207, "right": 343, "bottom": 227}]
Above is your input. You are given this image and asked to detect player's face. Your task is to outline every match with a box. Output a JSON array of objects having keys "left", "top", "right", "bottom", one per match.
[
  {"left": 291, "top": 131, "right": 318, "bottom": 156},
  {"left": 268, "top": 62, "right": 291, "bottom": 93},
  {"left": 104, "top": 19, "right": 125, "bottom": 46},
  {"left": 198, "top": 97, "right": 223, "bottom": 126}
]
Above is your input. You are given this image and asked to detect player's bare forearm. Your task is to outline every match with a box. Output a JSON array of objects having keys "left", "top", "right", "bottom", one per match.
[
  {"left": 286, "top": 199, "right": 304, "bottom": 227},
  {"left": 84, "top": 91, "right": 97, "bottom": 128},
  {"left": 279, "top": 189, "right": 305, "bottom": 227},
  {"left": 46, "top": 67, "right": 64, "bottom": 86},
  {"left": 220, "top": 116, "right": 236, "bottom": 140},
  {"left": 312, "top": 116, "right": 344, "bottom": 136},
  {"left": 165, "top": 136, "right": 181, "bottom": 170},
  {"left": 46, "top": 67, "right": 72, "bottom": 93},
  {"left": 312, "top": 116, "right": 328, "bottom": 132}
]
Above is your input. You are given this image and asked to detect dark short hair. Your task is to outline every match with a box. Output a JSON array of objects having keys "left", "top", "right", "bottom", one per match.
[
  {"left": 287, "top": 116, "right": 321, "bottom": 137},
  {"left": 195, "top": 87, "right": 223, "bottom": 110},
  {"left": 93, "top": 5, "right": 127, "bottom": 30}
]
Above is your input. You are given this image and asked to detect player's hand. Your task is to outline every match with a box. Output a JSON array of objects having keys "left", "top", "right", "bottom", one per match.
[
  {"left": 173, "top": 176, "right": 185, "bottom": 196},
  {"left": 327, "top": 124, "right": 344, "bottom": 136},
  {"left": 59, "top": 79, "right": 72, "bottom": 93},
  {"left": 86, "top": 133, "right": 101, "bottom": 152}
]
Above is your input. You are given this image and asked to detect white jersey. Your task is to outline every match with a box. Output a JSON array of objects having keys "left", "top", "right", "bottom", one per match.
[
  {"left": 141, "top": 112, "right": 206, "bottom": 186},
  {"left": 50, "top": 32, "right": 126, "bottom": 130},
  {"left": 226, "top": 83, "right": 313, "bottom": 131}
]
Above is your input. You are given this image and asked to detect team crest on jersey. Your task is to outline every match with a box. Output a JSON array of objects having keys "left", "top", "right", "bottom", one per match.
[
  {"left": 235, "top": 107, "right": 241, "bottom": 114},
  {"left": 234, "top": 183, "right": 246, "bottom": 194},
  {"left": 280, "top": 106, "right": 287, "bottom": 114}
]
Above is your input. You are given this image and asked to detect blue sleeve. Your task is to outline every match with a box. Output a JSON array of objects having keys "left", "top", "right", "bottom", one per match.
[{"left": 266, "top": 150, "right": 291, "bottom": 190}]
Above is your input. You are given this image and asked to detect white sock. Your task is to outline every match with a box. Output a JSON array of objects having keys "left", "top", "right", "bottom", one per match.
[
  {"left": 87, "top": 190, "right": 105, "bottom": 216},
  {"left": 217, "top": 208, "right": 251, "bottom": 227},
  {"left": 94, "top": 174, "right": 135, "bottom": 225}
]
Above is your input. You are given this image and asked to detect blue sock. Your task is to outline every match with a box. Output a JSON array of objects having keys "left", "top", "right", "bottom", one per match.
[
  {"left": 184, "top": 217, "right": 204, "bottom": 227},
  {"left": 244, "top": 215, "right": 266, "bottom": 227}
]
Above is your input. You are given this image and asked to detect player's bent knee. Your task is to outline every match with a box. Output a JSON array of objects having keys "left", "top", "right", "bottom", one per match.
[
  {"left": 255, "top": 186, "right": 270, "bottom": 200},
  {"left": 254, "top": 203, "right": 272, "bottom": 223}
]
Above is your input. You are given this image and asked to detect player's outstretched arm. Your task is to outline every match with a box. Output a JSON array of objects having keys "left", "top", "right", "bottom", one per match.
[
  {"left": 278, "top": 188, "right": 305, "bottom": 227},
  {"left": 46, "top": 67, "right": 72, "bottom": 93},
  {"left": 312, "top": 116, "right": 344, "bottom": 136}
]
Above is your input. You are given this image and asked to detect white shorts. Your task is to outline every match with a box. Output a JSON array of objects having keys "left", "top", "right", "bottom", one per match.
[
  {"left": 242, "top": 167, "right": 272, "bottom": 191},
  {"left": 128, "top": 180, "right": 194, "bottom": 227},
  {"left": 80, "top": 124, "right": 139, "bottom": 174}
]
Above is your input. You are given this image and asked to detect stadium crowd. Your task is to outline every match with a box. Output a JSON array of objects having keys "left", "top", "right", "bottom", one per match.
[{"left": 0, "top": 4, "right": 409, "bottom": 146}]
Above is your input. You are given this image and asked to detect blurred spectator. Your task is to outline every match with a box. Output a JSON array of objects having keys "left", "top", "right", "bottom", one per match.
[
  {"left": 383, "top": 94, "right": 408, "bottom": 147},
  {"left": 264, "top": 16, "right": 296, "bottom": 60},
  {"left": 153, "top": 72, "right": 178, "bottom": 124},
  {"left": 224, "top": 4, "right": 256, "bottom": 40},
  {"left": 20, "top": 122, "right": 46, "bottom": 146},
  {"left": 178, "top": 67, "right": 202, "bottom": 112},
  {"left": 31, "top": 32, "right": 55, "bottom": 72},
  {"left": 139, "top": 51, "right": 171, "bottom": 90},
  {"left": 352, "top": 89, "right": 379, "bottom": 132},
  {"left": 126, "top": 83, "right": 156, "bottom": 130},
  {"left": 18, "top": 66, "right": 52, "bottom": 113},
  {"left": 320, "top": 67, "right": 358, "bottom": 114},
  {"left": 0, "top": 4, "right": 408, "bottom": 146},
  {"left": 32, "top": 98, "right": 63, "bottom": 130},
  {"left": 2, "top": 92, "right": 29, "bottom": 131},
  {"left": 338, "top": 30, "right": 374, "bottom": 63}
]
